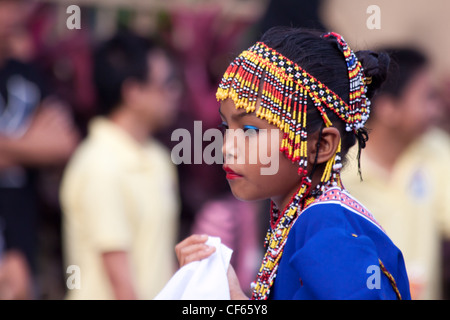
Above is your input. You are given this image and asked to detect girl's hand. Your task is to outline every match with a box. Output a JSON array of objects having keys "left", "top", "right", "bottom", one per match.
[
  {"left": 175, "top": 234, "right": 216, "bottom": 268},
  {"left": 175, "top": 234, "right": 249, "bottom": 300}
]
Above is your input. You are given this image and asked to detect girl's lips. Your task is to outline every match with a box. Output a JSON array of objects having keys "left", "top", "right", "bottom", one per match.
[{"left": 223, "top": 165, "right": 243, "bottom": 180}]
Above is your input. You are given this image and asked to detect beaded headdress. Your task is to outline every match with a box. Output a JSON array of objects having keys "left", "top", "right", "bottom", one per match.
[{"left": 216, "top": 31, "right": 370, "bottom": 300}]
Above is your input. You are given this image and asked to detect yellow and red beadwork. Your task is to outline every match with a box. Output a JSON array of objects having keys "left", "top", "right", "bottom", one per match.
[{"left": 216, "top": 40, "right": 370, "bottom": 167}]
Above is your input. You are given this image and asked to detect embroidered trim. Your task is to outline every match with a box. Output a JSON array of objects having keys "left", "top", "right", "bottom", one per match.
[{"left": 305, "top": 187, "right": 385, "bottom": 232}]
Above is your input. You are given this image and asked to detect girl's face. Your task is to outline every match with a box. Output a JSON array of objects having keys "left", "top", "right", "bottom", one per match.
[{"left": 219, "top": 98, "right": 303, "bottom": 209}]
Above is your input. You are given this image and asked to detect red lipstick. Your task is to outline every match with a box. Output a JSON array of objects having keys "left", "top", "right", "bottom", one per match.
[{"left": 223, "top": 166, "right": 243, "bottom": 180}]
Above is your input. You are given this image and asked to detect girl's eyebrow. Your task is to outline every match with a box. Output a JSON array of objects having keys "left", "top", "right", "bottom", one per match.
[
  {"left": 232, "top": 110, "right": 252, "bottom": 120},
  {"left": 219, "top": 106, "right": 252, "bottom": 121}
]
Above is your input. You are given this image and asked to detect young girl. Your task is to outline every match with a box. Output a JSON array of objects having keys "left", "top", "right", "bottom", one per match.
[{"left": 175, "top": 27, "right": 411, "bottom": 300}]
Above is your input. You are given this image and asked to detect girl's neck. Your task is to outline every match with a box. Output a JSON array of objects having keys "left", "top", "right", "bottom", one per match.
[{"left": 272, "top": 171, "right": 328, "bottom": 215}]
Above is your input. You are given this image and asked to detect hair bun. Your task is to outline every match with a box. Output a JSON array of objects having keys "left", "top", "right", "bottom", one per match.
[{"left": 355, "top": 50, "right": 390, "bottom": 99}]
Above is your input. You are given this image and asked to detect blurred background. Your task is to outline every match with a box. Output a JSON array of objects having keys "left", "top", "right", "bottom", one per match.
[{"left": 0, "top": 0, "right": 449, "bottom": 300}]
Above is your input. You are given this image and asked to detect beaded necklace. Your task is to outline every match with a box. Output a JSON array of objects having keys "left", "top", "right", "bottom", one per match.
[
  {"left": 250, "top": 182, "right": 312, "bottom": 300},
  {"left": 250, "top": 150, "right": 343, "bottom": 300}
]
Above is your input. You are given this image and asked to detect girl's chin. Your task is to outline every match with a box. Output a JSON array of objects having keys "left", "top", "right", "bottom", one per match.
[{"left": 228, "top": 186, "right": 266, "bottom": 203}]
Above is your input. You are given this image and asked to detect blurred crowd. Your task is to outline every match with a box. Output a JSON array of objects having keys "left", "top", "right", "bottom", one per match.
[{"left": 0, "top": 0, "right": 449, "bottom": 300}]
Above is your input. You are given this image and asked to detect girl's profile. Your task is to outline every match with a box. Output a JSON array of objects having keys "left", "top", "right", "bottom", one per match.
[{"left": 175, "top": 27, "right": 411, "bottom": 300}]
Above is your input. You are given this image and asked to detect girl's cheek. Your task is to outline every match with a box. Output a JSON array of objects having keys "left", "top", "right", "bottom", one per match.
[
  {"left": 226, "top": 128, "right": 281, "bottom": 170},
  {"left": 256, "top": 129, "right": 282, "bottom": 176}
]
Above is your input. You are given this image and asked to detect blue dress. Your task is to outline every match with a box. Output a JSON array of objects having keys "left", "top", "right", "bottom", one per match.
[{"left": 269, "top": 187, "right": 411, "bottom": 300}]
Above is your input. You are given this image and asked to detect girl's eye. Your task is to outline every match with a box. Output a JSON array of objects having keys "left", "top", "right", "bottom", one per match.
[
  {"left": 243, "top": 125, "right": 260, "bottom": 133},
  {"left": 218, "top": 122, "right": 229, "bottom": 133}
]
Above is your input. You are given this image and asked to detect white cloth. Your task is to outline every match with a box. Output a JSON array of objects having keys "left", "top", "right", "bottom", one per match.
[{"left": 154, "top": 237, "right": 233, "bottom": 300}]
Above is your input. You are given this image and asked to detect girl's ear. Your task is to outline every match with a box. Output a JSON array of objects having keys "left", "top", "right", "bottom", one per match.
[{"left": 307, "top": 127, "right": 341, "bottom": 165}]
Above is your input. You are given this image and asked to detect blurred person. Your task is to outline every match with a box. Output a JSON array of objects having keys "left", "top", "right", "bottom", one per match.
[
  {"left": 60, "top": 29, "right": 182, "bottom": 300},
  {"left": 341, "top": 48, "right": 450, "bottom": 299},
  {"left": 0, "top": 0, "right": 79, "bottom": 298}
]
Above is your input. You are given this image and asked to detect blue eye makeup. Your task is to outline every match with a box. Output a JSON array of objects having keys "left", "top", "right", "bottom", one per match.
[
  {"left": 218, "top": 122, "right": 259, "bottom": 134},
  {"left": 243, "top": 125, "right": 260, "bottom": 132}
]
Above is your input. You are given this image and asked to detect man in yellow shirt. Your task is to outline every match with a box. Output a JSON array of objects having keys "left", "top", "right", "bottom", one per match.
[
  {"left": 342, "top": 48, "right": 450, "bottom": 299},
  {"left": 60, "top": 29, "right": 182, "bottom": 299}
]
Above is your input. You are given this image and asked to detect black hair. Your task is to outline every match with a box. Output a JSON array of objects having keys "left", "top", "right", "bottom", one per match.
[
  {"left": 93, "top": 28, "right": 155, "bottom": 115},
  {"left": 372, "top": 47, "right": 428, "bottom": 101},
  {"left": 259, "top": 27, "right": 390, "bottom": 168}
]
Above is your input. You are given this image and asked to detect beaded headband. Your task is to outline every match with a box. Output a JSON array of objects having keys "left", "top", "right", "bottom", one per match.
[
  {"left": 216, "top": 33, "right": 370, "bottom": 177},
  {"left": 216, "top": 32, "right": 371, "bottom": 300}
]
